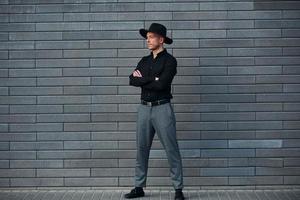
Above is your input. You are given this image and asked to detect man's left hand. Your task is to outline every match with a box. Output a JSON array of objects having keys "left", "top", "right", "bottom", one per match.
[{"left": 133, "top": 70, "right": 142, "bottom": 77}]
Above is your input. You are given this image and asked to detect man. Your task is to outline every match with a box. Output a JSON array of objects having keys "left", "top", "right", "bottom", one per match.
[{"left": 124, "top": 23, "right": 185, "bottom": 200}]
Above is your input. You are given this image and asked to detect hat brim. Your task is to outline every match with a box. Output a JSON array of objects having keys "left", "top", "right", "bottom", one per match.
[{"left": 139, "top": 28, "right": 173, "bottom": 44}]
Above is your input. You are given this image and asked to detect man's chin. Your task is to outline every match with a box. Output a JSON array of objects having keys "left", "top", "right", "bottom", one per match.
[{"left": 148, "top": 46, "right": 157, "bottom": 50}]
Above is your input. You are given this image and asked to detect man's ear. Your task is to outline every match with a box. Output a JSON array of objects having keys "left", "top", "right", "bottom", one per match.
[{"left": 160, "top": 36, "right": 164, "bottom": 44}]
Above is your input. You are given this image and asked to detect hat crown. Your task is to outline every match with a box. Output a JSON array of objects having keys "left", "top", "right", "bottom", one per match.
[{"left": 148, "top": 23, "right": 167, "bottom": 37}]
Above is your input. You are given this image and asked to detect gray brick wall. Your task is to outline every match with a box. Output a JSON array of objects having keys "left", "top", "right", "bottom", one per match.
[{"left": 0, "top": 0, "right": 300, "bottom": 188}]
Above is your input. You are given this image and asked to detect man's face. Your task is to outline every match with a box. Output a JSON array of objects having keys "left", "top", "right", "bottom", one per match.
[{"left": 146, "top": 32, "right": 164, "bottom": 50}]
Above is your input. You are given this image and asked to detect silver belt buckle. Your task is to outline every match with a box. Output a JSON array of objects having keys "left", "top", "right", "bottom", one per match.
[{"left": 147, "top": 101, "right": 152, "bottom": 106}]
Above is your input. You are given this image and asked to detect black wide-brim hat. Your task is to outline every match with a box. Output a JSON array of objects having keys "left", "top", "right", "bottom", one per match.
[{"left": 139, "top": 23, "right": 173, "bottom": 44}]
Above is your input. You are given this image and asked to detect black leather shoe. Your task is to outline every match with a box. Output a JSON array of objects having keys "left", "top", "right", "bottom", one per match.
[
  {"left": 124, "top": 187, "right": 145, "bottom": 199},
  {"left": 174, "top": 190, "right": 185, "bottom": 200}
]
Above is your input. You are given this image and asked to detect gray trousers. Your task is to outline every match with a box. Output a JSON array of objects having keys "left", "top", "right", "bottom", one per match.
[{"left": 134, "top": 101, "right": 184, "bottom": 190}]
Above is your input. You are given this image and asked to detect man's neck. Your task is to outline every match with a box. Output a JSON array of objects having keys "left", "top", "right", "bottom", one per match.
[{"left": 152, "top": 46, "right": 164, "bottom": 59}]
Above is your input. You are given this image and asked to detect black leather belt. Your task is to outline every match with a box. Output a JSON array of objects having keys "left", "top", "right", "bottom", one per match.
[{"left": 141, "top": 98, "right": 170, "bottom": 106}]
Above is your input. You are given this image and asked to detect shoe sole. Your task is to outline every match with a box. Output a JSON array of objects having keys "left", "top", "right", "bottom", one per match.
[{"left": 124, "top": 193, "right": 145, "bottom": 199}]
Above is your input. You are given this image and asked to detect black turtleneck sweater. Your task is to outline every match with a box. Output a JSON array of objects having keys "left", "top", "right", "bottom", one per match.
[{"left": 129, "top": 48, "right": 177, "bottom": 102}]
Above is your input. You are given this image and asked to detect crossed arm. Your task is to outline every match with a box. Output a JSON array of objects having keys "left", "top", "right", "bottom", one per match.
[
  {"left": 129, "top": 57, "right": 177, "bottom": 91},
  {"left": 129, "top": 57, "right": 155, "bottom": 87},
  {"left": 129, "top": 69, "right": 155, "bottom": 86}
]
